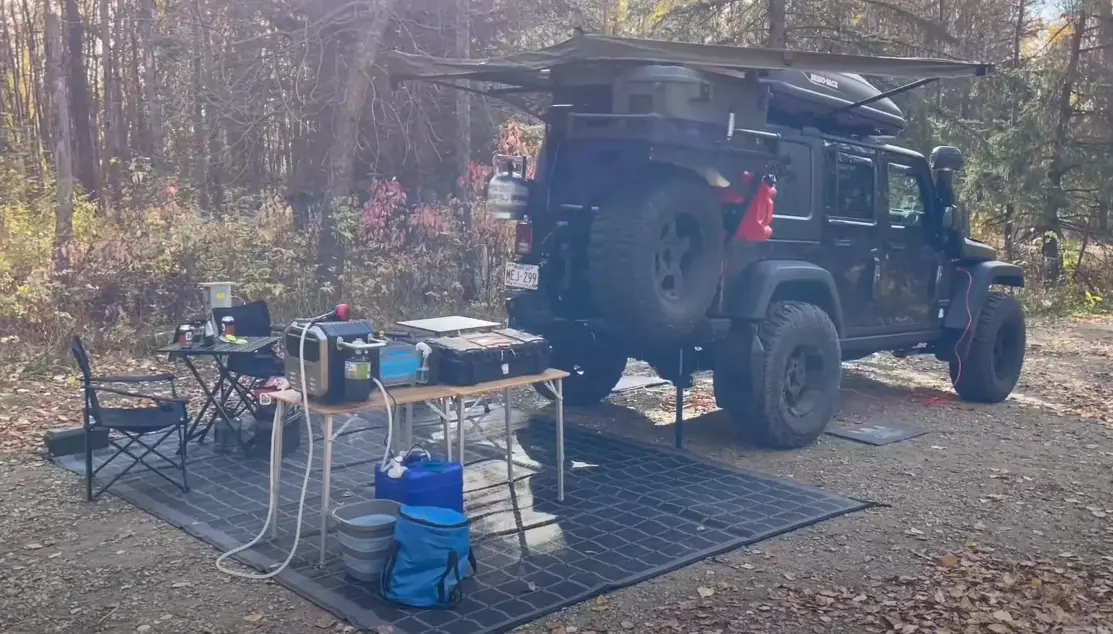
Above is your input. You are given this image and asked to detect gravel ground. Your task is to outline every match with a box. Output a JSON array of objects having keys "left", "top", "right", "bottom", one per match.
[{"left": 2, "top": 317, "right": 1112, "bottom": 634}]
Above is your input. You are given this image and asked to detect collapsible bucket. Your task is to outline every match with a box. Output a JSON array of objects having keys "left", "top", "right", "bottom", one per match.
[{"left": 331, "top": 499, "right": 402, "bottom": 582}]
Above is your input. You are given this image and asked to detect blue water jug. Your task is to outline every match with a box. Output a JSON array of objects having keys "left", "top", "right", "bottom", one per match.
[{"left": 375, "top": 454, "right": 464, "bottom": 513}]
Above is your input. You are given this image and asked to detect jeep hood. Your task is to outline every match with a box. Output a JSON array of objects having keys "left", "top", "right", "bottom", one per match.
[
  {"left": 961, "top": 238, "right": 997, "bottom": 262},
  {"left": 387, "top": 33, "right": 995, "bottom": 89}
]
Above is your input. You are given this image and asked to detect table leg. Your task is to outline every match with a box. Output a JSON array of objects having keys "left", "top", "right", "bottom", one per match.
[
  {"left": 215, "top": 356, "right": 258, "bottom": 417},
  {"left": 503, "top": 387, "right": 513, "bottom": 483},
  {"left": 388, "top": 405, "right": 399, "bottom": 454},
  {"left": 179, "top": 357, "right": 217, "bottom": 440},
  {"left": 212, "top": 357, "right": 258, "bottom": 454},
  {"left": 555, "top": 379, "right": 565, "bottom": 502},
  {"left": 269, "top": 401, "right": 285, "bottom": 540},
  {"left": 440, "top": 398, "right": 451, "bottom": 461},
  {"left": 456, "top": 396, "right": 465, "bottom": 465},
  {"left": 320, "top": 414, "right": 334, "bottom": 567},
  {"left": 404, "top": 403, "right": 413, "bottom": 454},
  {"left": 185, "top": 357, "right": 240, "bottom": 447}
]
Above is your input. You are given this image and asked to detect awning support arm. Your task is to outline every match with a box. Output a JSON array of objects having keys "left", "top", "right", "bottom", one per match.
[{"left": 826, "top": 77, "right": 939, "bottom": 116}]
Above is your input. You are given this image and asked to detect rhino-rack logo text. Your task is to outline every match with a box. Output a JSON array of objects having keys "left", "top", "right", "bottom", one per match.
[{"left": 807, "top": 73, "right": 839, "bottom": 90}]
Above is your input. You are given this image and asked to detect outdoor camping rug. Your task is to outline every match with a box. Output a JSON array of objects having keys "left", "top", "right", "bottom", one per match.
[{"left": 55, "top": 405, "right": 870, "bottom": 634}]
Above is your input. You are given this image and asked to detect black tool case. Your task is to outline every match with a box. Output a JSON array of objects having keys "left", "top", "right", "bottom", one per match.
[{"left": 427, "top": 328, "right": 550, "bottom": 386}]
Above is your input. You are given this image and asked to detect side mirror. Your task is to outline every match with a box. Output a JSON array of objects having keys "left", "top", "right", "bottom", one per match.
[{"left": 930, "top": 146, "right": 965, "bottom": 172}]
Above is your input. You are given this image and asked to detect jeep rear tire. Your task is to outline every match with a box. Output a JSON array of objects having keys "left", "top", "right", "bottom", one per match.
[
  {"left": 588, "top": 174, "right": 724, "bottom": 345},
  {"left": 535, "top": 342, "right": 628, "bottom": 407},
  {"left": 949, "top": 292, "right": 1025, "bottom": 403},
  {"left": 716, "top": 302, "right": 841, "bottom": 449}
]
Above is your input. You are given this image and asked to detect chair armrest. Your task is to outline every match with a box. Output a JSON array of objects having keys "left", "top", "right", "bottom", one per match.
[
  {"left": 93, "top": 385, "right": 189, "bottom": 404},
  {"left": 91, "top": 373, "right": 176, "bottom": 384}
]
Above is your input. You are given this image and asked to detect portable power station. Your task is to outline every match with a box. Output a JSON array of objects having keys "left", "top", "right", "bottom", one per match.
[{"left": 284, "top": 319, "right": 386, "bottom": 404}]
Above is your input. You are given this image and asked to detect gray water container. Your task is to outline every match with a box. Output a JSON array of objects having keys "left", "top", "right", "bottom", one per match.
[{"left": 331, "top": 499, "right": 402, "bottom": 582}]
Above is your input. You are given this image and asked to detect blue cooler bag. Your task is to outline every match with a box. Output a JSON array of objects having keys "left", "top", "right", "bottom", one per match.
[{"left": 381, "top": 505, "right": 476, "bottom": 608}]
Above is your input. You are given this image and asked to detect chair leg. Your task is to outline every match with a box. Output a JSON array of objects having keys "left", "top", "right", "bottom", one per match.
[
  {"left": 91, "top": 428, "right": 191, "bottom": 499},
  {"left": 179, "top": 423, "right": 189, "bottom": 492},
  {"left": 85, "top": 427, "right": 94, "bottom": 503}
]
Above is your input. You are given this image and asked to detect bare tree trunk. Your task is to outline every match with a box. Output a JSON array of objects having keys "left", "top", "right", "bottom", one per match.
[
  {"left": 63, "top": 0, "right": 98, "bottom": 200},
  {"left": 1003, "top": 203, "right": 1015, "bottom": 260},
  {"left": 47, "top": 10, "right": 75, "bottom": 276},
  {"left": 767, "top": 0, "right": 786, "bottom": 47},
  {"left": 99, "top": 0, "right": 122, "bottom": 205},
  {"left": 22, "top": 0, "right": 50, "bottom": 167},
  {"left": 1043, "top": 10, "right": 1086, "bottom": 286},
  {"left": 192, "top": 0, "right": 208, "bottom": 208},
  {"left": 456, "top": 0, "right": 478, "bottom": 301},
  {"left": 1098, "top": 0, "right": 1113, "bottom": 237},
  {"left": 138, "top": 0, "right": 162, "bottom": 170},
  {"left": 315, "top": 0, "right": 399, "bottom": 299},
  {"left": 203, "top": 27, "right": 224, "bottom": 213},
  {"left": 455, "top": 0, "right": 472, "bottom": 198},
  {"left": 125, "top": 12, "right": 141, "bottom": 162},
  {"left": 1002, "top": 0, "right": 1024, "bottom": 262}
]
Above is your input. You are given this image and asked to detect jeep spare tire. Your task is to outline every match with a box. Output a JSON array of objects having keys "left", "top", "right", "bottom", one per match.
[{"left": 588, "top": 174, "right": 724, "bottom": 344}]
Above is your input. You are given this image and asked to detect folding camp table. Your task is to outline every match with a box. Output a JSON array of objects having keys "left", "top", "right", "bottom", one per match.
[
  {"left": 267, "top": 368, "right": 568, "bottom": 566},
  {"left": 158, "top": 335, "right": 280, "bottom": 444}
]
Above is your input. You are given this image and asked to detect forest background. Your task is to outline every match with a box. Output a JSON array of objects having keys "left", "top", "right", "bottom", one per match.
[{"left": 0, "top": 0, "right": 1109, "bottom": 363}]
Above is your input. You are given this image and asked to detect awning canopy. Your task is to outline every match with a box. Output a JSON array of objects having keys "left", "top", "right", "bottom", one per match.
[{"left": 386, "top": 33, "right": 995, "bottom": 88}]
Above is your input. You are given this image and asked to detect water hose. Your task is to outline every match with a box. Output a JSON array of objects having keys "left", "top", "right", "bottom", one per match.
[{"left": 216, "top": 319, "right": 394, "bottom": 579}]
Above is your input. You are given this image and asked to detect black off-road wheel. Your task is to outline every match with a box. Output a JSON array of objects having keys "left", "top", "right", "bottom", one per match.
[
  {"left": 949, "top": 292, "right": 1026, "bottom": 403},
  {"left": 715, "top": 302, "right": 842, "bottom": 449},
  {"left": 535, "top": 342, "right": 628, "bottom": 407},
  {"left": 588, "top": 174, "right": 724, "bottom": 345}
]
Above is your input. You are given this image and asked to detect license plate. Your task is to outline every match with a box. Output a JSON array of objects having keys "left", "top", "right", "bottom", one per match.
[{"left": 504, "top": 262, "right": 539, "bottom": 291}]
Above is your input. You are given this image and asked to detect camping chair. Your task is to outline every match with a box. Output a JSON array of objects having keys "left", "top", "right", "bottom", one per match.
[
  {"left": 71, "top": 337, "right": 190, "bottom": 502},
  {"left": 211, "top": 300, "right": 284, "bottom": 416}
]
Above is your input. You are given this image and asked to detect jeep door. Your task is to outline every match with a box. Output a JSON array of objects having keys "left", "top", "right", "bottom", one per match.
[
  {"left": 819, "top": 144, "right": 886, "bottom": 336},
  {"left": 878, "top": 153, "right": 942, "bottom": 332}
]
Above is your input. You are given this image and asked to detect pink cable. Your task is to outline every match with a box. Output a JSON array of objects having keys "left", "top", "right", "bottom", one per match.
[{"left": 951, "top": 267, "right": 974, "bottom": 385}]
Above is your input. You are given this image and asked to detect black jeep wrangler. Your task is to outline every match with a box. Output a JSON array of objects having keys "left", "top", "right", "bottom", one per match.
[{"left": 390, "top": 34, "right": 1023, "bottom": 449}]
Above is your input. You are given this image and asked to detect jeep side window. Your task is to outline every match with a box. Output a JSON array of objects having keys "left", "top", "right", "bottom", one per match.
[
  {"left": 825, "top": 151, "right": 875, "bottom": 221},
  {"left": 772, "top": 140, "right": 812, "bottom": 219},
  {"left": 887, "top": 162, "right": 925, "bottom": 228}
]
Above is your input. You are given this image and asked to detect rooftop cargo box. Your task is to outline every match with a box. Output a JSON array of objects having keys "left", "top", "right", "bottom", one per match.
[{"left": 762, "top": 70, "right": 905, "bottom": 135}]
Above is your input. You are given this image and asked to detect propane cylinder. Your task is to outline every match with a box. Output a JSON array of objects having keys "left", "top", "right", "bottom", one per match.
[{"left": 487, "top": 154, "right": 530, "bottom": 220}]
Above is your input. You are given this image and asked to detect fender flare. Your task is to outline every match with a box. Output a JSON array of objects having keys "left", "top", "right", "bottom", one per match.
[
  {"left": 941, "top": 260, "right": 1024, "bottom": 361},
  {"left": 721, "top": 259, "right": 845, "bottom": 335},
  {"left": 943, "top": 260, "right": 1025, "bottom": 331}
]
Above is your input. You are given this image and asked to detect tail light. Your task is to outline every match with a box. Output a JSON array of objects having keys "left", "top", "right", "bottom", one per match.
[{"left": 515, "top": 218, "right": 533, "bottom": 256}]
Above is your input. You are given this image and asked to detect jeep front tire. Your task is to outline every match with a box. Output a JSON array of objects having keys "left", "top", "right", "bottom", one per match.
[
  {"left": 949, "top": 292, "right": 1025, "bottom": 403},
  {"left": 588, "top": 172, "right": 724, "bottom": 345},
  {"left": 715, "top": 302, "right": 842, "bottom": 449}
]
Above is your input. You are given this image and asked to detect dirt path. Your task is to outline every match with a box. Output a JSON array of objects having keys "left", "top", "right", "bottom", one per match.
[{"left": 2, "top": 318, "right": 1112, "bottom": 634}]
